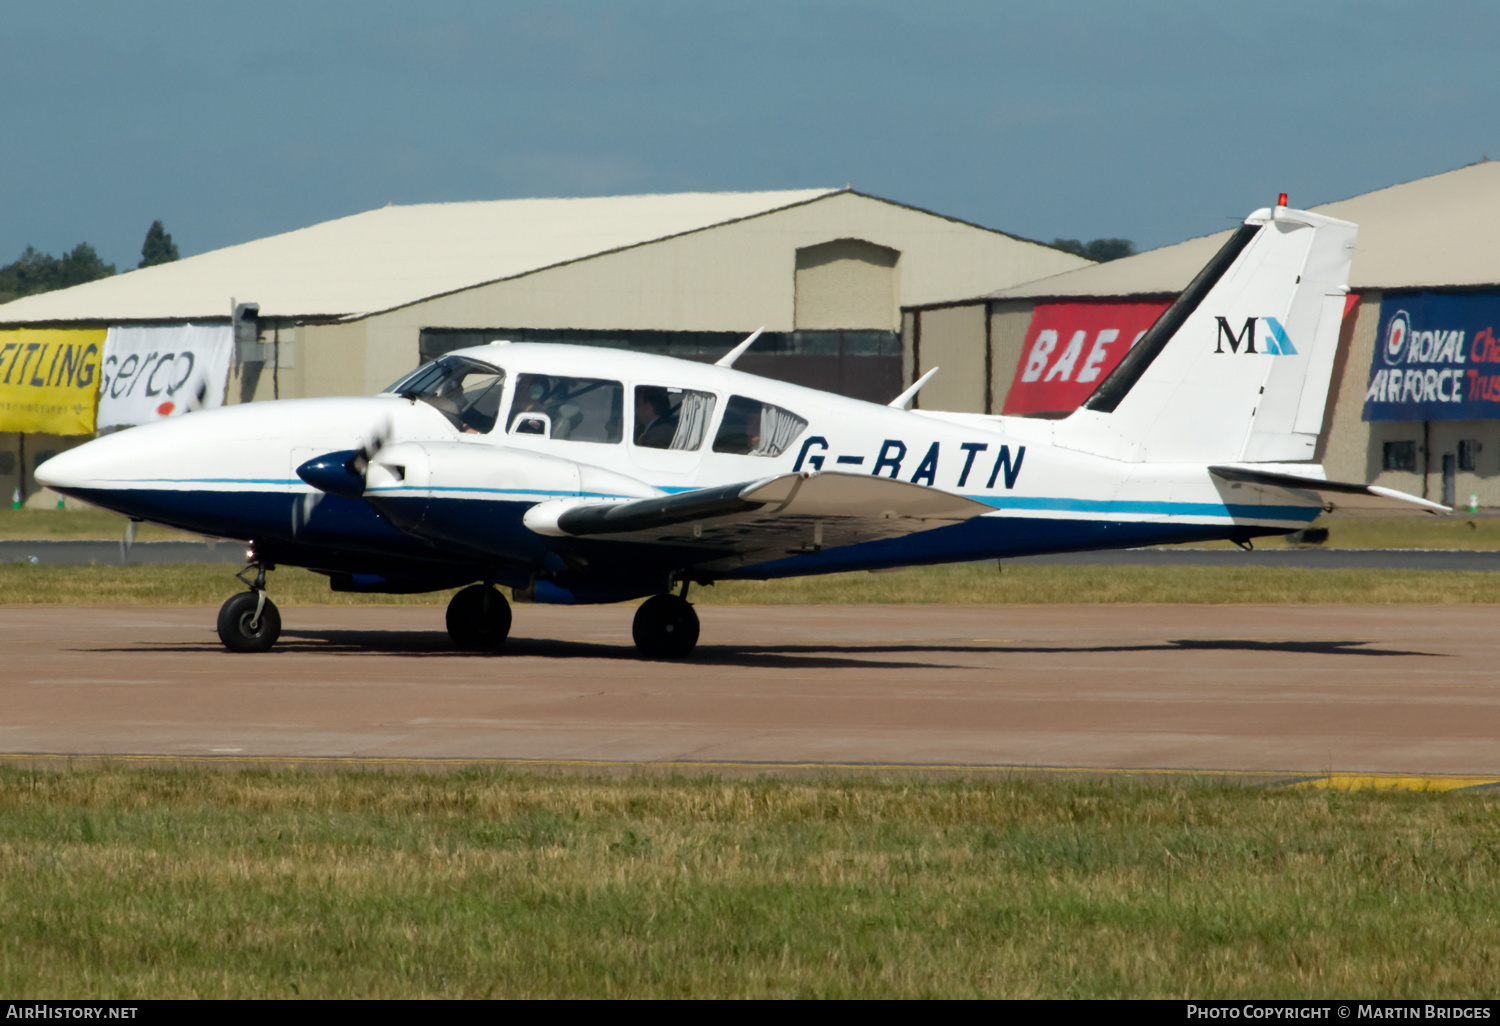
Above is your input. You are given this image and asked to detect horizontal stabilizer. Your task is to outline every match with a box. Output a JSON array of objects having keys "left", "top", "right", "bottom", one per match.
[
  {"left": 525, "top": 471, "right": 992, "bottom": 569},
  {"left": 1208, "top": 465, "right": 1449, "bottom": 517}
]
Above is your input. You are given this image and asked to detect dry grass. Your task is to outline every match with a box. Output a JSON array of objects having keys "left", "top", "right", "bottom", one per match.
[
  {"left": 0, "top": 507, "right": 197, "bottom": 541},
  {"left": 0, "top": 564, "right": 456, "bottom": 606},
  {"left": 6, "top": 562, "right": 1500, "bottom": 607},
  {"left": 1184, "top": 514, "right": 1500, "bottom": 550},
  {"left": 0, "top": 767, "right": 1496, "bottom": 998}
]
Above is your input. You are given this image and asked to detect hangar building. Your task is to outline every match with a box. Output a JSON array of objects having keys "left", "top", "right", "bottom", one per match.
[
  {"left": 0, "top": 187, "right": 1088, "bottom": 502},
  {"left": 902, "top": 162, "right": 1500, "bottom": 507}
]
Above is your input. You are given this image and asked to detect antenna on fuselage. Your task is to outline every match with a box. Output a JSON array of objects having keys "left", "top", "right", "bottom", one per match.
[
  {"left": 889, "top": 367, "right": 939, "bottom": 410},
  {"left": 715, "top": 327, "right": 765, "bottom": 368}
]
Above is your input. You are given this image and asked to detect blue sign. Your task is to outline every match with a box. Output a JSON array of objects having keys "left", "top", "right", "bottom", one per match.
[{"left": 1363, "top": 291, "right": 1500, "bottom": 422}]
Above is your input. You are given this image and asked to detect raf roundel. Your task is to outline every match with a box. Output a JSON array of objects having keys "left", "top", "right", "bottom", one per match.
[{"left": 1383, "top": 310, "right": 1411, "bottom": 367}]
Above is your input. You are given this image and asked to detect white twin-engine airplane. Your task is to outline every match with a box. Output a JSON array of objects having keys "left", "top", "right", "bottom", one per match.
[{"left": 39, "top": 202, "right": 1445, "bottom": 658}]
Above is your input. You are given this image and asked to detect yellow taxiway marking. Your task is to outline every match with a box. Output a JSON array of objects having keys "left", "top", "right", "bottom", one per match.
[{"left": 1293, "top": 773, "right": 1500, "bottom": 792}]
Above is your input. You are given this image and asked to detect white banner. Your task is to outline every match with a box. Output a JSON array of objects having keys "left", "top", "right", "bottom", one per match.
[{"left": 98, "top": 324, "right": 233, "bottom": 430}]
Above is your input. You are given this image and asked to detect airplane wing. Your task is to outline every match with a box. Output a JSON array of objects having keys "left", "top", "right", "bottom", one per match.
[
  {"left": 1208, "top": 465, "right": 1449, "bottom": 517},
  {"left": 523, "top": 471, "right": 993, "bottom": 568}
]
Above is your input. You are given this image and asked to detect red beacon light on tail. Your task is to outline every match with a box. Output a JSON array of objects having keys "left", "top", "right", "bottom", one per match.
[{"left": 1277, "top": 192, "right": 1288, "bottom": 207}]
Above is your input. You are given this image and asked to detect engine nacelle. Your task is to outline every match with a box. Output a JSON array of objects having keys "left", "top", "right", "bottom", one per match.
[{"left": 360, "top": 441, "right": 659, "bottom": 560}]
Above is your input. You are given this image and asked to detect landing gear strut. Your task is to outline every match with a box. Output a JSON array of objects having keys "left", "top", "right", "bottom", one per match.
[
  {"left": 217, "top": 563, "right": 281, "bottom": 653},
  {"left": 632, "top": 584, "right": 699, "bottom": 659},
  {"left": 447, "top": 584, "right": 512, "bottom": 649}
]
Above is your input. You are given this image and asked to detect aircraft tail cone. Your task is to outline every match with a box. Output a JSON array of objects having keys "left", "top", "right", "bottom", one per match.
[{"left": 296, "top": 450, "right": 367, "bottom": 500}]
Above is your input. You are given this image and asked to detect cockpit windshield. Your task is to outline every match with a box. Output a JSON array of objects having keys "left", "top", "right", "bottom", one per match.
[{"left": 385, "top": 356, "right": 506, "bottom": 433}]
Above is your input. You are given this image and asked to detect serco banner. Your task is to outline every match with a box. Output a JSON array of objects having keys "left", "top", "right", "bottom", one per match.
[
  {"left": 1003, "top": 300, "right": 1171, "bottom": 415},
  {"left": 98, "top": 325, "right": 233, "bottom": 430},
  {"left": 0, "top": 328, "right": 104, "bottom": 435},
  {"left": 1362, "top": 291, "right": 1500, "bottom": 422}
]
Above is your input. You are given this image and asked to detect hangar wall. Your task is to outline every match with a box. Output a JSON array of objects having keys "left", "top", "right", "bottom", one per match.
[
  {"left": 0, "top": 188, "right": 1088, "bottom": 503},
  {"left": 909, "top": 304, "right": 987, "bottom": 412},
  {"left": 1323, "top": 292, "right": 1500, "bottom": 506},
  {"left": 302, "top": 191, "right": 1084, "bottom": 397},
  {"left": 897, "top": 299, "right": 1034, "bottom": 413}
]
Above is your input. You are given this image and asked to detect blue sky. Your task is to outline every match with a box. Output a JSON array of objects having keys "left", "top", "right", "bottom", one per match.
[{"left": 5, "top": 1, "right": 1498, "bottom": 271}]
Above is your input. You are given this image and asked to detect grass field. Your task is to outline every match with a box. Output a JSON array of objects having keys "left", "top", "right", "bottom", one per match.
[
  {"left": 6, "top": 561, "right": 1500, "bottom": 607},
  {"left": 0, "top": 766, "right": 1496, "bottom": 998},
  {"left": 0, "top": 507, "right": 197, "bottom": 542}
]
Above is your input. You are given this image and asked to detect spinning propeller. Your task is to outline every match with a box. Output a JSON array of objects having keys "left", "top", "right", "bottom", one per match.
[{"left": 294, "top": 418, "right": 393, "bottom": 510}]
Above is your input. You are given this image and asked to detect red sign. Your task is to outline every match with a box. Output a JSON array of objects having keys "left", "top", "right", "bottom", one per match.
[{"left": 1002, "top": 300, "right": 1171, "bottom": 415}]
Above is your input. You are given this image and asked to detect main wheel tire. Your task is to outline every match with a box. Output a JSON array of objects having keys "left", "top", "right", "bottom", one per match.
[
  {"left": 217, "top": 591, "right": 282, "bottom": 653},
  {"left": 632, "top": 594, "right": 700, "bottom": 659},
  {"left": 446, "top": 584, "right": 512, "bottom": 649}
]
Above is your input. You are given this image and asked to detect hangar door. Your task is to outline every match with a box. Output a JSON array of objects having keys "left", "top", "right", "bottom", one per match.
[{"left": 794, "top": 239, "right": 899, "bottom": 331}]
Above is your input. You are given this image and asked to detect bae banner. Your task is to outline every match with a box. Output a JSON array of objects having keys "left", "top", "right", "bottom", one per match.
[
  {"left": 1362, "top": 291, "right": 1500, "bottom": 422},
  {"left": 1003, "top": 300, "right": 1170, "bottom": 415},
  {"left": 98, "top": 325, "right": 233, "bottom": 430}
]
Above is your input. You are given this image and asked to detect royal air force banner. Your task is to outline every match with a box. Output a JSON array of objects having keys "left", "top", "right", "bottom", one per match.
[
  {"left": 97, "top": 324, "right": 233, "bottom": 430},
  {"left": 1363, "top": 291, "right": 1500, "bottom": 422},
  {"left": 0, "top": 328, "right": 105, "bottom": 435},
  {"left": 1002, "top": 301, "right": 1172, "bottom": 416}
]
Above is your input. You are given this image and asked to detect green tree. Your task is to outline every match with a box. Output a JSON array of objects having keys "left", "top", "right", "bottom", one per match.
[
  {"left": 1051, "top": 237, "right": 1137, "bottom": 263},
  {"left": 138, "top": 220, "right": 180, "bottom": 268},
  {"left": 0, "top": 244, "right": 116, "bottom": 304}
]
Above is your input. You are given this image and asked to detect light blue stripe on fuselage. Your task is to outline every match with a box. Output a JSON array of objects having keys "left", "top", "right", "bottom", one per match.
[
  {"left": 966, "top": 494, "right": 1319, "bottom": 521},
  {"left": 92, "top": 479, "right": 1320, "bottom": 523}
]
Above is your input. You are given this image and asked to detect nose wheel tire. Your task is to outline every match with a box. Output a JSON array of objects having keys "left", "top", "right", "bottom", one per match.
[
  {"left": 632, "top": 593, "right": 699, "bottom": 659},
  {"left": 217, "top": 591, "right": 282, "bottom": 653},
  {"left": 447, "top": 584, "right": 512, "bottom": 649}
]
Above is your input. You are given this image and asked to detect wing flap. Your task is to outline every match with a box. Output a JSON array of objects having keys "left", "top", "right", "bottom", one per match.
[
  {"left": 529, "top": 471, "right": 993, "bottom": 568},
  {"left": 1208, "top": 465, "right": 1449, "bottom": 517}
]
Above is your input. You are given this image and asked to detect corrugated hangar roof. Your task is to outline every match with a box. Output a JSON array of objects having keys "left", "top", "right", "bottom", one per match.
[
  {"left": 0, "top": 188, "right": 842, "bottom": 324},
  {"left": 985, "top": 161, "right": 1500, "bottom": 301}
]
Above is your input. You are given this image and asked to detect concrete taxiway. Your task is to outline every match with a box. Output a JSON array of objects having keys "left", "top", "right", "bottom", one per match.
[{"left": 2, "top": 603, "right": 1498, "bottom": 778}]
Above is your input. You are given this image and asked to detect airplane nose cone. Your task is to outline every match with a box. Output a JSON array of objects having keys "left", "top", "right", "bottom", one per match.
[
  {"left": 296, "top": 450, "right": 366, "bottom": 500},
  {"left": 33, "top": 436, "right": 114, "bottom": 492}
]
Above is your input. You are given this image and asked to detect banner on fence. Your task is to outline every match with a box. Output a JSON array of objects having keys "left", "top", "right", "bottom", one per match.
[
  {"left": 97, "top": 324, "right": 233, "bottom": 430},
  {"left": 1362, "top": 291, "right": 1500, "bottom": 422},
  {"left": 0, "top": 328, "right": 105, "bottom": 435},
  {"left": 1002, "top": 300, "right": 1171, "bottom": 415}
]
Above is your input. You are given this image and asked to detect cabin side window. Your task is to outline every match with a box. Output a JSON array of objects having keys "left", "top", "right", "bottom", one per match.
[
  {"left": 386, "top": 355, "right": 506, "bottom": 434},
  {"left": 632, "top": 386, "right": 718, "bottom": 451},
  {"left": 507, "top": 373, "right": 623, "bottom": 444},
  {"left": 711, "top": 395, "right": 808, "bottom": 457}
]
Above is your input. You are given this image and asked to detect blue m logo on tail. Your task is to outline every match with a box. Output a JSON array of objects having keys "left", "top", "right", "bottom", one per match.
[{"left": 1214, "top": 316, "right": 1297, "bottom": 355}]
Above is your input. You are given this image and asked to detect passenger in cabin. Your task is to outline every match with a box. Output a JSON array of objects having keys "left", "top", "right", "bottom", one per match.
[
  {"left": 713, "top": 405, "right": 760, "bottom": 454},
  {"left": 634, "top": 387, "right": 678, "bottom": 448}
]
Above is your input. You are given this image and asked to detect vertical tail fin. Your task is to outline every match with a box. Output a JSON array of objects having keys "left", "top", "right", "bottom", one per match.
[{"left": 1055, "top": 205, "right": 1357, "bottom": 463}]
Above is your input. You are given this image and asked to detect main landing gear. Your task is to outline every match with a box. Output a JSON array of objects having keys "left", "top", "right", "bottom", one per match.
[
  {"left": 632, "top": 583, "right": 699, "bottom": 660},
  {"left": 446, "top": 583, "right": 512, "bottom": 649},
  {"left": 217, "top": 562, "right": 281, "bottom": 653}
]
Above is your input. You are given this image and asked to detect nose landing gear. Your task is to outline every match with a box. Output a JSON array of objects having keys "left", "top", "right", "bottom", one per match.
[
  {"left": 446, "top": 583, "right": 512, "bottom": 649},
  {"left": 217, "top": 562, "right": 281, "bottom": 653},
  {"left": 632, "top": 581, "right": 700, "bottom": 659}
]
